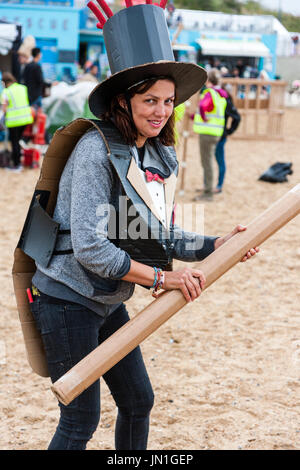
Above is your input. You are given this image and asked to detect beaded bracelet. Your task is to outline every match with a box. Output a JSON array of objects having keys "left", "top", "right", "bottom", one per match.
[
  {"left": 152, "top": 268, "right": 165, "bottom": 298},
  {"left": 151, "top": 267, "right": 159, "bottom": 288}
]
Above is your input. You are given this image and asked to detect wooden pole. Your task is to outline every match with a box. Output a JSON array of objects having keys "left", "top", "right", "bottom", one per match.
[
  {"left": 178, "top": 100, "right": 191, "bottom": 196},
  {"left": 51, "top": 184, "right": 300, "bottom": 406}
]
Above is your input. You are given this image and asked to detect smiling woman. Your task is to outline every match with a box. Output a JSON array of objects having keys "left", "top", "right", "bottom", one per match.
[
  {"left": 18, "top": 2, "right": 259, "bottom": 451},
  {"left": 129, "top": 79, "right": 175, "bottom": 147},
  {"left": 103, "top": 78, "right": 176, "bottom": 147}
]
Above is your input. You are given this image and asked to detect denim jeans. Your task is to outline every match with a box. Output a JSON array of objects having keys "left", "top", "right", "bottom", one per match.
[
  {"left": 31, "top": 96, "right": 43, "bottom": 109},
  {"left": 30, "top": 294, "right": 154, "bottom": 450},
  {"left": 215, "top": 137, "right": 227, "bottom": 190}
]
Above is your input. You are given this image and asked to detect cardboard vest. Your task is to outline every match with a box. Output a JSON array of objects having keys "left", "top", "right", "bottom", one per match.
[{"left": 12, "top": 118, "right": 177, "bottom": 377}]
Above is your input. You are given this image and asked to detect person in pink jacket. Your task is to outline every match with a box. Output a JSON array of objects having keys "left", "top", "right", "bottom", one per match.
[{"left": 192, "top": 68, "right": 227, "bottom": 200}]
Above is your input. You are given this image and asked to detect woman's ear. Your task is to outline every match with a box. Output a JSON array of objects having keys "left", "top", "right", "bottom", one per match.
[{"left": 117, "top": 95, "right": 128, "bottom": 110}]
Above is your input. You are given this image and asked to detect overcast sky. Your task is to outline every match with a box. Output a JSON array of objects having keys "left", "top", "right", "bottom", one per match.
[{"left": 258, "top": 0, "right": 300, "bottom": 15}]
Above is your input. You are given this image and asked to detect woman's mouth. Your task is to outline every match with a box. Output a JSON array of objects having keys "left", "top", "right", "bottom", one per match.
[{"left": 148, "top": 120, "right": 163, "bottom": 129}]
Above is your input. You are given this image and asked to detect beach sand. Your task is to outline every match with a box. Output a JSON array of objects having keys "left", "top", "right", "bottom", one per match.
[{"left": 0, "top": 108, "right": 299, "bottom": 450}]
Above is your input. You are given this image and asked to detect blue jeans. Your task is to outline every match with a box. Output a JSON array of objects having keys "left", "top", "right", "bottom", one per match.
[
  {"left": 31, "top": 96, "right": 43, "bottom": 109},
  {"left": 215, "top": 137, "right": 227, "bottom": 190},
  {"left": 30, "top": 295, "right": 154, "bottom": 450}
]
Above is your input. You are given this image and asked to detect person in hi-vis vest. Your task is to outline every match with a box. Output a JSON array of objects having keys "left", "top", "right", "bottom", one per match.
[
  {"left": 0, "top": 72, "right": 33, "bottom": 171},
  {"left": 193, "top": 68, "right": 227, "bottom": 201}
]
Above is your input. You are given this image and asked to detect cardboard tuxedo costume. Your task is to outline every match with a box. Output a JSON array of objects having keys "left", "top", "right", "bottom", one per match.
[{"left": 12, "top": 3, "right": 207, "bottom": 377}]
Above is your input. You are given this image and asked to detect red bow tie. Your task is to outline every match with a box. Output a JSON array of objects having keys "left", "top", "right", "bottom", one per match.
[{"left": 145, "top": 169, "right": 165, "bottom": 184}]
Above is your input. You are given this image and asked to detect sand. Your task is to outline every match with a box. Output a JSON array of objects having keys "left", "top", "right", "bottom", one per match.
[{"left": 0, "top": 108, "right": 299, "bottom": 450}]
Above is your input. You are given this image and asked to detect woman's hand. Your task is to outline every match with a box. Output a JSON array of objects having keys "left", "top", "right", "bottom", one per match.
[
  {"left": 214, "top": 224, "right": 260, "bottom": 262},
  {"left": 163, "top": 268, "right": 206, "bottom": 303}
]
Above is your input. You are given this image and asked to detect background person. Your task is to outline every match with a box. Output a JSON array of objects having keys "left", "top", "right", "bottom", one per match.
[
  {"left": 192, "top": 68, "right": 227, "bottom": 201},
  {"left": 78, "top": 62, "right": 99, "bottom": 83},
  {"left": 23, "top": 47, "right": 45, "bottom": 109},
  {"left": 16, "top": 35, "right": 36, "bottom": 84},
  {"left": 0, "top": 72, "right": 34, "bottom": 171},
  {"left": 214, "top": 84, "right": 241, "bottom": 193}
]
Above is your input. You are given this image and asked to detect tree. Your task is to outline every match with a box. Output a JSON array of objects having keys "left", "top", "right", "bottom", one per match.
[
  {"left": 173, "top": 0, "right": 242, "bottom": 12},
  {"left": 173, "top": 0, "right": 300, "bottom": 31}
]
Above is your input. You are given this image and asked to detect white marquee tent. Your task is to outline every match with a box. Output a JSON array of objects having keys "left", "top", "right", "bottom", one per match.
[{"left": 0, "top": 22, "right": 19, "bottom": 56}]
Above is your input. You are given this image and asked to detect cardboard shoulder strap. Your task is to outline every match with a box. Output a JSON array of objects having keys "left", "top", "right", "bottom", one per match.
[{"left": 12, "top": 117, "right": 117, "bottom": 377}]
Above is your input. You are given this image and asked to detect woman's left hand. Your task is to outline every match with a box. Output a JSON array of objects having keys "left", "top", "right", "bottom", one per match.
[{"left": 214, "top": 224, "right": 260, "bottom": 262}]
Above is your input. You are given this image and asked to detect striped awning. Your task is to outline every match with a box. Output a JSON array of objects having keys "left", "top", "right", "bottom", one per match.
[{"left": 196, "top": 38, "right": 271, "bottom": 58}]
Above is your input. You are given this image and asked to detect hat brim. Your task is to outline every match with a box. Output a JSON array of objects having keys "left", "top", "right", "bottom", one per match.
[{"left": 88, "top": 61, "right": 207, "bottom": 117}]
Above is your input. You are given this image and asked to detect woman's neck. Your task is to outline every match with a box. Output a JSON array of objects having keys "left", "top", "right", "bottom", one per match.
[{"left": 135, "top": 135, "right": 147, "bottom": 148}]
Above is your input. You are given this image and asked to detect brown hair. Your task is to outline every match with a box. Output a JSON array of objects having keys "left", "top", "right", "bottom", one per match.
[
  {"left": 2, "top": 72, "right": 16, "bottom": 87},
  {"left": 102, "top": 77, "right": 176, "bottom": 147}
]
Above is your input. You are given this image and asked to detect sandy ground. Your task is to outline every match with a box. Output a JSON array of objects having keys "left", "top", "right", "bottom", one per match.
[{"left": 0, "top": 108, "right": 300, "bottom": 450}]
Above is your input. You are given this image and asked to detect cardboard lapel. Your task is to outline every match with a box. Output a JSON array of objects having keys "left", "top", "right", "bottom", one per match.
[{"left": 127, "top": 157, "right": 164, "bottom": 224}]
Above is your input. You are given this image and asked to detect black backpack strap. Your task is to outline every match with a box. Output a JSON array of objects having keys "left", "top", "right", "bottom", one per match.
[{"left": 88, "top": 119, "right": 131, "bottom": 158}]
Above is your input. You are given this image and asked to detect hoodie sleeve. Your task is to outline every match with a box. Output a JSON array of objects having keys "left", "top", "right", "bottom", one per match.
[{"left": 172, "top": 224, "right": 218, "bottom": 262}]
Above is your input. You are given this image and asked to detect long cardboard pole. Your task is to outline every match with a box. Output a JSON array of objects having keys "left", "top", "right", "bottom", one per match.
[{"left": 51, "top": 184, "right": 300, "bottom": 405}]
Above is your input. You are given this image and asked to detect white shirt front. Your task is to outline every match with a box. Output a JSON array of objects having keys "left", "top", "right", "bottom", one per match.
[
  {"left": 132, "top": 145, "right": 167, "bottom": 228},
  {"left": 138, "top": 168, "right": 167, "bottom": 228}
]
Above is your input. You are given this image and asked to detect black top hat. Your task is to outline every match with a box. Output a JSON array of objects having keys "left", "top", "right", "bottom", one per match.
[{"left": 88, "top": 2, "right": 207, "bottom": 117}]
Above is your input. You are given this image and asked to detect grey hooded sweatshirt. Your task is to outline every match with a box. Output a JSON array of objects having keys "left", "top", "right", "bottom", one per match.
[{"left": 33, "top": 128, "right": 217, "bottom": 315}]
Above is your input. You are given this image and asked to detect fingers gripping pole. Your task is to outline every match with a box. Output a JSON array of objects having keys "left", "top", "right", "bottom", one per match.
[{"left": 51, "top": 185, "right": 300, "bottom": 406}]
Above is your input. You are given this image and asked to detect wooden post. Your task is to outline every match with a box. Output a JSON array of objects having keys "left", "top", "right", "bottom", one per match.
[
  {"left": 178, "top": 100, "right": 192, "bottom": 196},
  {"left": 51, "top": 184, "right": 300, "bottom": 406}
]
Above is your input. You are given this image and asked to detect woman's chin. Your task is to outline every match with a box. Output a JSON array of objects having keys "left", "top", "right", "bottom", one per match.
[{"left": 146, "top": 126, "right": 163, "bottom": 138}]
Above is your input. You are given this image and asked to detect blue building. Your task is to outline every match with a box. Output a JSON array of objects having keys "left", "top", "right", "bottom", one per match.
[
  {"left": 0, "top": 0, "right": 80, "bottom": 81},
  {"left": 0, "top": 4, "right": 285, "bottom": 83},
  {"left": 167, "top": 9, "right": 281, "bottom": 79},
  {"left": 78, "top": 4, "right": 107, "bottom": 79}
]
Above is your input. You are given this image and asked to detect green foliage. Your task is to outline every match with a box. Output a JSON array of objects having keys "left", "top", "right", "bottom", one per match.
[{"left": 173, "top": 0, "right": 300, "bottom": 31}]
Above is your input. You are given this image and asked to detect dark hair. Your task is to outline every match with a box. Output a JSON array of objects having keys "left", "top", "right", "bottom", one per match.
[
  {"left": 2, "top": 72, "right": 16, "bottom": 86},
  {"left": 32, "top": 47, "right": 41, "bottom": 58},
  {"left": 102, "top": 77, "right": 176, "bottom": 147}
]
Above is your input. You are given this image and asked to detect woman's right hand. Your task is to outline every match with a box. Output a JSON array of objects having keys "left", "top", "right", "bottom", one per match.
[{"left": 163, "top": 268, "right": 206, "bottom": 303}]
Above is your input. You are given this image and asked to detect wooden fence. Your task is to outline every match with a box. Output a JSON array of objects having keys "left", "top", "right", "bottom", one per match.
[
  {"left": 176, "top": 79, "right": 288, "bottom": 194},
  {"left": 221, "top": 78, "right": 287, "bottom": 140}
]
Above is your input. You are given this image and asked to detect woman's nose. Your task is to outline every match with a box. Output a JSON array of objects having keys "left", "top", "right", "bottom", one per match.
[{"left": 154, "top": 102, "right": 166, "bottom": 117}]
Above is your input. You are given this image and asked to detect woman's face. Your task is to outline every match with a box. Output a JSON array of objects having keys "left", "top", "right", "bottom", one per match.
[{"left": 130, "top": 79, "right": 175, "bottom": 147}]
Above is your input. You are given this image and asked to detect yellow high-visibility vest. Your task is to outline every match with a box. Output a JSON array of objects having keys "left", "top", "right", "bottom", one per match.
[
  {"left": 2, "top": 83, "right": 34, "bottom": 128},
  {"left": 174, "top": 102, "right": 186, "bottom": 145},
  {"left": 193, "top": 88, "right": 226, "bottom": 137}
]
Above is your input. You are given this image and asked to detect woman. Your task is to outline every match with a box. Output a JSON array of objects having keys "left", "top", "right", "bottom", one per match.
[
  {"left": 29, "top": 76, "right": 258, "bottom": 450},
  {"left": 28, "top": 3, "right": 258, "bottom": 451}
]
